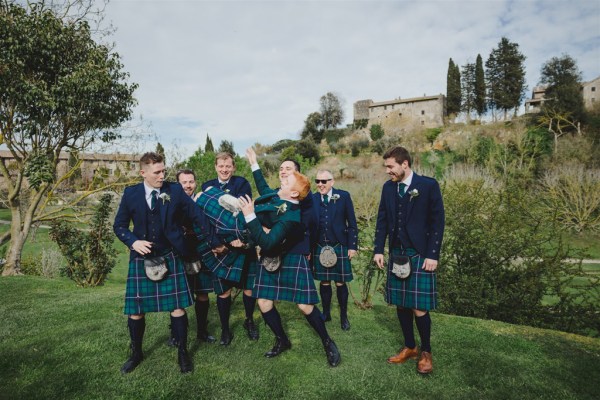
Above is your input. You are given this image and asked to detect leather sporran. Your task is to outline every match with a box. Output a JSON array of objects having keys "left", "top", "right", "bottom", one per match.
[
  {"left": 144, "top": 256, "right": 168, "bottom": 281},
  {"left": 184, "top": 259, "right": 202, "bottom": 275},
  {"left": 261, "top": 256, "right": 281, "bottom": 272},
  {"left": 319, "top": 245, "right": 337, "bottom": 268},
  {"left": 391, "top": 255, "right": 412, "bottom": 280}
]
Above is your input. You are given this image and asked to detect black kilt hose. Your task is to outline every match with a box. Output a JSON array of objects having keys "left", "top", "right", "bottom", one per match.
[
  {"left": 385, "top": 247, "right": 437, "bottom": 310},
  {"left": 253, "top": 253, "right": 319, "bottom": 305},
  {"left": 312, "top": 243, "right": 353, "bottom": 282},
  {"left": 124, "top": 251, "right": 194, "bottom": 315}
]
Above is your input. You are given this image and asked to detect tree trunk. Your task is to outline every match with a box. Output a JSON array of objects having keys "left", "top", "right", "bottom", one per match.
[{"left": 2, "top": 228, "right": 27, "bottom": 276}]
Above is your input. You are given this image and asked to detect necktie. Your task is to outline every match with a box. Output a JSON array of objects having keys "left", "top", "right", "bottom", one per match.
[
  {"left": 151, "top": 190, "right": 158, "bottom": 210},
  {"left": 323, "top": 194, "right": 329, "bottom": 204},
  {"left": 220, "top": 182, "right": 227, "bottom": 190},
  {"left": 398, "top": 183, "right": 406, "bottom": 198}
]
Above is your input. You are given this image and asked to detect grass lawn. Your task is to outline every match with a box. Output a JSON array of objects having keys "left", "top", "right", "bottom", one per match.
[{"left": 1, "top": 271, "right": 599, "bottom": 400}]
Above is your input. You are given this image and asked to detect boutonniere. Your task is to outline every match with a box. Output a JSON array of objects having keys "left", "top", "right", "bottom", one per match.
[
  {"left": 408, "top": 189, "right": 419, "bottom": 201},
  {"left": 275, "top": 203, "right": 287, "bottom": 215},
  {"left": 330, "top": 194, "right": 340, "bottom": 203},
  {"left": 224, "top": 189, "right": 230, "bottom": 193},
  {"left": 159, "top": 192, "right": 171, "bottom": 204}
]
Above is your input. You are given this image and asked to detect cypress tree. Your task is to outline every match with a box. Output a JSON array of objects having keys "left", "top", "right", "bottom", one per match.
[
  {"left": 475, "top": 54, "right": 487, "bottom": 118},
  {"left": 446, "top": 58, "right": 462, "bottom": 117}
]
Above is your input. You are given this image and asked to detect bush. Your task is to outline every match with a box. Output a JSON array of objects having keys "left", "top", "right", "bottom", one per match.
[
  {"left": 371, "top": 135, "right": 401, "bottom": 155},
  {"left": 49, "top": 194, "right": 116, "bottom": 287},
  {"left": 40, "top": 249, "right": 63, "bottom": 278},
  {"left": 350, "top": 138, "right": 369, "bottom": 157},
  {"left": 425, "top": 127, "right": 442, "bottom": 144},
  {"left": 369, "top": 124, "right": 384, "bottom": 141}
]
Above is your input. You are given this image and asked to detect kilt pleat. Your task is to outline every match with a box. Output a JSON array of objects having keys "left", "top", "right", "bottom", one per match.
[
  {"left": 312, "top": 243, "right": 353, "bottom": 282},
  {"left": 384, "top": 247, "right": 437, "bottom": 310},
  {"left": 253, "top": 253, "right": 319, "bottom": 304},
  {"left": 124, "top": 252, "right": 194, "bottom": 314},
  {"left": 212, "top": 256, "right": 258, "bottom": 295}
]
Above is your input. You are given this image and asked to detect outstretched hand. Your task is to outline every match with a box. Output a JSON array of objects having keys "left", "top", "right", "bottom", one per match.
[
  {"left": 238, "top": 194, "right": 255, "bottom": 216},
  {"left": 245, "top": 148, "right": 258, "bottom": 166}
]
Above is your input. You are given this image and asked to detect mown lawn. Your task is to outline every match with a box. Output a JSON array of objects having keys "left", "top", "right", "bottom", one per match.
[{"left": 1, "top": 271, "right": 599, "bottom": 400}]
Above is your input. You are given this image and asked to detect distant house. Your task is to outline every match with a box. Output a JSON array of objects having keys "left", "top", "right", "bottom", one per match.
[
  {"left": 353, "top": 94, "right": 446, "bottom": 134},
  {"left": 524, "top": 75, "right": 600, "bottom": 113}
]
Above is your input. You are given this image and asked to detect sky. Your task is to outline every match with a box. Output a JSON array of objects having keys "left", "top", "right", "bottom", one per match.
[{"left": 102, "top": 0, "right": 600, "bottom": 159}]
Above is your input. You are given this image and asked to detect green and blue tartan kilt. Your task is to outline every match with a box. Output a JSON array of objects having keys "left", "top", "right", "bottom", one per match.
[
  {"left": 384, "top": 247, "right": 437, "bottom": 310},
  {"left": 196, "top": 187, "right": 247, "bottom": 241},
  {"left": 213, "top": 259, "right": 258, "bottom": 295},
  {"left": 124, "top": 251, "right": 194, "bottom": 315},
  {"left": 187, "top": 266, "right": 214, "bottom": 294},
  {"left": 312, "top": 243, "right": 353, "bottom": 282},
  {"left": 253, "top": 253, "right": 319, "bottom": 305}
]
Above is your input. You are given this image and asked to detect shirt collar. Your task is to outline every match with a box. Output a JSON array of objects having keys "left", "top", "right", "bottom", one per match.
[
  {"left": 322, "top": 188, "right": 333, "bottom": 200},
  {"left": 143, "top": 182, "right": 160, "bottom": 198},
  {"left": 401, "top": 171, "right": 413, "bottom": 188}
]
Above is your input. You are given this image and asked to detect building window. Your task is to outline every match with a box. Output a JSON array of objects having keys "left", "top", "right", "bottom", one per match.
[
  {"left": 384, "top": 105, "right": 387, "bottom": 110},
  {"left": 398, "top": 113, "right": 402, "bottom": 117},
  {"left": 592, "top": 87, "right": 596, "bottom": 92},
  {"left": 421, "top": 120, "right": 425, "bottom": 125},
  {"left": 421, "top": 110, "right": 425, "bottom": 115}
]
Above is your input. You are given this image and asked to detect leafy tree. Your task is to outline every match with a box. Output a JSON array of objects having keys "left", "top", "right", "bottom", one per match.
[
  {"left": 301, "top": 111, "right": 323, "bottom": 142},
  {"left": 446, "top": 58, "right": 462, "bottom": 117},
  {"left": 369, "top": 124, "right": 385, "bottom": 141},
  {"left": 155, "top": 142, "right": 165, "bottom": 161},
  {"left": 485, "top": 37, "right": 527, "bottom": 120},
  {"left": 539, "top": 55, "right": 586, "bottom": 131},
  {"left": 461, "top": 62, "right": 477, "bottom": 121},
  {"left": 204, "top": 134, "right": 214, "bottom": 153},
  {"left": 0, "top": 2, "right": 137, "bottom": 275},
  {"left": 217, "top": 140, "right": 236, "bottom": 157},
  {"left": 319, "top": 92, "right": 344, "bottom": 130},
  {"left": 475, "top": 54, "right": 487, "bottom": 118},
  {"left": 295, "top": 139, "right": 320, "bottom": 164}
]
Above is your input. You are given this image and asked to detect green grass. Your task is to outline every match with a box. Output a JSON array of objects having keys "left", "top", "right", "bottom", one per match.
[{"left": 1, "top": 273, "right": 599, "bottom": 400}]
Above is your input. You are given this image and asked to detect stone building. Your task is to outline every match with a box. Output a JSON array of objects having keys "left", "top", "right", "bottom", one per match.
[
  {"left": 524, "top": 75, "right": 600, "bottom": 113},
  {"left": 353, "top": 94, "right": 446, "bottom": 134}
]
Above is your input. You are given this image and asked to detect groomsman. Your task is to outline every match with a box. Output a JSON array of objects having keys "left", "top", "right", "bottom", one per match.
[
  {"left": 114, "top": 152, "right": 206, "bottom": 374},
  {"left": 201, "top": 152, "right": 259, "bottom": 344},
  {"left": 312, "top": 169, "right": 358, "bottom": 331},
  {"left": 373, "top": 146, "right": 445, "bottom": 375}
]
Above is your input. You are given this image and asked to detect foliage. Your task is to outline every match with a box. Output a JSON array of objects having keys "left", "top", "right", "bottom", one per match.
[
  {"left": 319, "top": 92, "right": 344, "bottom": 130},
  {"left": 204, "top": 134, "right": 214, "bottom": 153},
  {"left": 425, "top": 127, "right": 443, "bottom": 144},
  {"left": 217, "top": 140, "right": 236, "bottom": 157},
  {"left": 474, "top": 54, "right": 487, "bottom": 117},
  {"left": 446, "top": 58, "right": 462, "bottom": 117},
  {"left": 350, "top": 138, "right": 369, "bottom": 157},
  {"left": 301, "top": 111, "right": 323, "bottom": 143},
  {"left": 294, "top": 139, "right": 320, "bottom": 163},
  {"left": 323, "top": 128, "right": 347, "bottom": 145},
  {"left": 438, "top": 178, "right": 599, "bottom": 336},
  {"left": 369, "top": 124, "right": 384, "bottom": 141},
  {"left": 49, "top": 194, "right": 116, "bottom": 287},
  {"left": 0, "top": 1, "right": 137, "bottom": 275},
  {"left": 270, "top": 139, "right": 297, "bottom": 152},
  {"left": 461, "top": 61, "right": 477, "bottom": 120},
  {"left": 353, "top": 119, "right": 368, "bottom": 129},
  {"left": 485, "top": 37, "right": 527, "bottom": 119},
  {"left": 155, "top": 142, "right": 165, "bottom": 163},
  {"left": 540, "top": 165, "right": 600, "bottom": 233},
  {"left": 371, "top": 135, "right": 401, "bottom": 156}
]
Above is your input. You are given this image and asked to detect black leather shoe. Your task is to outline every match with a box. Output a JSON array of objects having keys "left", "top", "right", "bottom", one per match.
[
  {"left": 197, "top": 331, "right": 216, "bottom": 343},
  {"left": 178, "top": 347, "right": 193, "bottom": 373},
  {"left": 264, "top": 338, "right": 292, "bottom": 358},
  {"left": 324, "top": 338, "right": 341, "bottom": 367},
  {"left": 120, "top": 346, "right": 143, "bottom": 374},
  {"left": 220, "top": 331, "right": 234, "bottom": 346},
  {"left": 243, "top": 319, "right": 259, "bottom": 341},
  {"left": 341, "top": 318, "right": 351, "bottom": 331}
]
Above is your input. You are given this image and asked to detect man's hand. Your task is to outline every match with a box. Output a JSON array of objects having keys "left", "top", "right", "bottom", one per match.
[
  {"left": 348, "top": 249, "right": 357, "bottom": 260},
  {"left": 239, "top": 194, "right": 255, "bottom": 216},
  {"left": 245, "top": 148, "right": 258, "bottom": 166},
  {"left": 229, "top": 239, "right": 245, "bottom": 248},
  {"left": 212, "top": 245, "right": 228, "bottom": 255},
  {"left": 422, "top": 258, "right": 438, "bottom": 272},
  {"left": 373, "top": 253, "right": 385, "bottom": 270},
  {"left": 131, "top": 240, "right": 153, "bottom": 256}
]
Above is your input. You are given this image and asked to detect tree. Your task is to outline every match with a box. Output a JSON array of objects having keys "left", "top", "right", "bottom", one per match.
[
  {"left": 446, "top": 58, "right": 462, "bottom": 117},
  {"left": 155, "top": 142, "right": 165, "bottom": 164},
  {"left": 369, "top": 124, "right": 384, "bottom": 141},
  {"left": 475, "top": 54, "right": 487, "bottom": 118},
  {"left": 485, "top": 37, "right": 527, "bottom": 120},
  {"left": 319, "top": 92, "right": 344, "bottom": 130},
  {"left": 301, "top": 111, "right": 323, "bottom": 142},
  {"left": 204, "top": 134, "right": 214, "bottom": 153},
  {"left": 217, "top": 140, "right": 236, "bottom": 157},
  {"left": 539, "top": 55, "right": 586, "bottom": 130},
  {"left": 461, "top": 62, "right": 477, "bottom": 121},
  {"left": 0, "top": 2, "right": 137, "bottom": 275}
]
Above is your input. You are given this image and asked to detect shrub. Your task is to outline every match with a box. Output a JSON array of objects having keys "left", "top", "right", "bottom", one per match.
[
  {"left": 350, "top": 138, "right": 369, "bottom": 157},
  {"left": 40, "top": 249, "right": 63, "bottom": 278},
  {"left": 425, "top": 127, "right": 442, "bottom": 144},
  {"left": 49, "top": 194, "right": 116, "bottom": 287},
  {"left": 369, "top": 124, "right": 384, "bottom": 141}
]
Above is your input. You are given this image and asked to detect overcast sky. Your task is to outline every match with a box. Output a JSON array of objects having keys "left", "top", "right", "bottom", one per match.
[{"left": 103, "top": 0, "right": 600, "bottom": 158}]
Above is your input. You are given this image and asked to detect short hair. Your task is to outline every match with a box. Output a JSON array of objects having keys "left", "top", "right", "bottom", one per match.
[
  {"left": 383, "top": 146, "right": 412, "bottom": 167},
  {"left": 176, "top": 169, "right": 196, "bottom": 182},
  {"left": 282, "top": 158, "right": 301, "bottom": 172},
  {"left": 139, "top": 152, "right": 164, "bottom": 168},
  {"left": 291, "top": 171, "right": 311, "bottom": 201},
  {"left": 316, "top": 169, "right": 334, "bottom": 180},
  {"left": 215, "top": 152, "right": 235, "bottom": 167}
]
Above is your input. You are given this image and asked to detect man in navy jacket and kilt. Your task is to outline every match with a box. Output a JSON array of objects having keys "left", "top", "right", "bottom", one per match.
[
  {"left": 373, "top": 146, "right": 445, "bottom": 375},
  {"left": 196, "top": 168, "right": 341, "bottom": 367},
  {"left": 312, "top": 169, "right": 358, "bottom": 331},
  {"left": 113, "top": 152, "right": 207, "bottom": 374}
]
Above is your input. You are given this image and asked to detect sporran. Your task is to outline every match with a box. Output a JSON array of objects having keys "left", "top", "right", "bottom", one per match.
[
  {"left": 184, "top": 259, "right": 202, "bottom": 275},
  {"left": 261, "top": 255, "right": 281, "bottom": 272},
  {"left": 391, "top": 255, "right": 412, "bottom": 280},
  {"left": 319, "top": 245, "right": 337, "bottom": 268},
  {"left": 144, "top": 256, "right": 168, "bottom": 281}
]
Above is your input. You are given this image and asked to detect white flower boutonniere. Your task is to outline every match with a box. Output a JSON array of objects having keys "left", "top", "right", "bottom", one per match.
[
  {"left": 330, "top": 194, "right": 340, "bottom": 203},
  {"left": 159, "top": 192, "right": 171, "bottom": 204},
  {"left": 275, "top": 202, "right": 287, "bottom": 215},
  {"left": 408, "top": 189, "right": 419, "bottom": 201}
]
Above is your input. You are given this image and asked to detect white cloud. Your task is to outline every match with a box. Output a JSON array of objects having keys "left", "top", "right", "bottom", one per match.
[{"left": 104, "top": 0, "right": 600, "bottom": 158}]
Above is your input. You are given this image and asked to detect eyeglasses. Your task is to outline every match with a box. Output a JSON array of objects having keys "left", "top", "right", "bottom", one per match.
[{"left": 315, "top": 179, "right": 332, "bottom": 184}]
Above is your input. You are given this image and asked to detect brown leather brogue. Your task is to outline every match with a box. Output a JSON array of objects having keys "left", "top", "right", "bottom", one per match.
[
  {"left": 386, "top": 346, "right": 418, "bottom": 364},
  {"left": 417, "top": 351, "right": 433, "bottom": 374}
]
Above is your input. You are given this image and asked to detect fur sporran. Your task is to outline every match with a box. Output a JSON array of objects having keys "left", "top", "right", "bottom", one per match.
[
  {"left": 184, "top": 259, "right": 202, "bottom": 275},
  {"left": 319, "top": 245, "right": 337, "bottom": 268},
  {"left": 261, "top": 256, "right": 281, "bottom": 272},
  {"left": 144, "top": 256, "right": 168, "bottom": 281},
  {"left": 391, "top": 255, "right": 412, "bottom": 280}
]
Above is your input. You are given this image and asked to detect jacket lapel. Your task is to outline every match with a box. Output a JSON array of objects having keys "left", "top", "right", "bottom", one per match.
[
  {"left": 159, "top": 183, "right": 170, "bottom": 228},
  {"left": 329, "top": 189, "right": 338, "bottom": 220},
  {"left": 405, "top": 173, "right": 419, "bottom": 221}
]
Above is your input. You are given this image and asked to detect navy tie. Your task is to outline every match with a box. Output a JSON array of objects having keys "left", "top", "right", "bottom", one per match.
[
  {"left": 323, "top": 194, "right": 329, "bottom": 204},
  {"left": 151, "top": 190, "right": 158, "bottom": 210},
  {"left": 398, "top": 183, "right": 406, "bottom": 198}
]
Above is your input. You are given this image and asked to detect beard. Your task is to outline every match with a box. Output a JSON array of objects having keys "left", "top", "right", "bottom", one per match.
[{"left": 391, "top": 170, "right": 405, "bottom": 182}]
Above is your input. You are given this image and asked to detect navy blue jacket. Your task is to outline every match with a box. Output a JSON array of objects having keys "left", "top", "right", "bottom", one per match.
[
  {"left": 312, "top": 188, "right": 358, "bottom": 250},
  {"left": 374, "top": 173, "right": 445, "bottom": 260}
]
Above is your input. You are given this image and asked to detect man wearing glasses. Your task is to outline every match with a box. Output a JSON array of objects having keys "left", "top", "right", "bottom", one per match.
[{"left": 312, "top": 170, "right": 358, "bottom": 331}]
